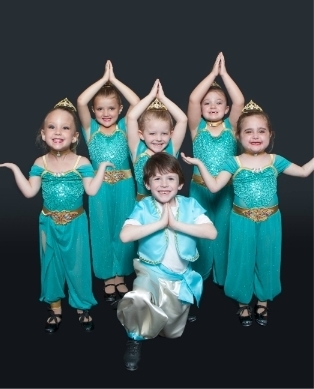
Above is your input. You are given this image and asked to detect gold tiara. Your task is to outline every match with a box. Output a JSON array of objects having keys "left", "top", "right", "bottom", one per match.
[
  {"left": 242, "top": 100, "right": 263, "bottom": 113},
  {"left": 211, "top": 81, "right": 222, "bottom": 89},
  {"left": 54, "top": 98, "right": 77, "bottom": 112},
  {"left": 146, "top": 98, "right": 168, "bottom": 111}
]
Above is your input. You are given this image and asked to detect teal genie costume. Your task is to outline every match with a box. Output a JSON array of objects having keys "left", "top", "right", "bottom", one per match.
[
  {"left": 133, "top": 139, "right": 176, "bottom": 201},
  {"left": 29, "top": 155, "right": 97, "bottom": 310},
  {"left": 222, "top": 154, "right": 292, "bottom": 304},
  {"left": 81, "top": 117, "right": 136, "bottom": 280},
  {"left": 117, "top": 196, "right": 206, "bottom": 340},
  {"left": 190, "top": 117, "right": 237, "bottom": 284}
]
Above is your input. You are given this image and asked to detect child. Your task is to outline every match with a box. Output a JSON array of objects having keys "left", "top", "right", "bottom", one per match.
[
  {"left": 181, "top": 100, "right": 314, "bottom": 327},
  {"left": 0, "top": 99, "right": 114, "bottom": 333},
  {"left": 117, "top": 152, "right": 217, "bottom": 371},
  {"left": 77, "top": 60, "right": 139, "bottom": 303},
  {"left": 187, "top": 52, "right": 245, "bottom": 286},
  {"left": 127, "top": 79, "right": 187, "bottom": 201}
]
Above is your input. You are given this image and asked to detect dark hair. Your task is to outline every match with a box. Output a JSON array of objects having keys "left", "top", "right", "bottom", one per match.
[
  {"left": 143, "top": 152, "right": 185, "bottom": 185},
  {"left": 236, "top": 110, "right": 275, "bottom": 152},
  {"left": 91, "top": 82, "right": 122, "bottom": 107},
  {"left": 201, "top": 85, "right": 230, "bottom": 107},
  {"left": 138, "top": 109, "right": 174, "bottom": 133},
  {"left": 36, "top": 106, "right": 80, "bottom": 153}
]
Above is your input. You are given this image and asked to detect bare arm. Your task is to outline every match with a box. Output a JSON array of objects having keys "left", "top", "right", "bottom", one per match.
[
  {"left": 127, "top": 79, "right": 159, "bottom": 160},
  {"left": 82, "top": 159, "right": 115, "bottom": 195},
  {"left": 283, "top": 158, "right": 314, "bottom": 177},
  {"left": 187, "top": 53, "right": 221, "bottom": 137},
  {"left": 0, "top": 162, "right": 42, "bottom": 198},
  {"left": 76, "top": 61, "right": 110, "bottom": 137},
  {"left": 108, "top": 60, "right": 140, "bottom": 117},
  {"left": 167, "top": 204, "right": 217, "bottom": 239},
  {"left": 181, "top": 152, "right": 231, "bottom": 192},
  {"left": 157, "top": 81, "right": 187, "bottom": 154},
  {"left": 218, "top": 53, "right": 245, "bottom": 130}
]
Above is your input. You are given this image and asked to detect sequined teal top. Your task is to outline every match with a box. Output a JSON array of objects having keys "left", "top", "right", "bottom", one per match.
[
  {"left": 193, "top": 118, "right": 237, "bottom": 177},
  {"left": 29, "top": 157, "right": 94, "bottom": 211},
  {"left": 133, "top": 140, "right": 176, "bottom": 196},
  {"left": 82, "top": 117, "right": 131, "bottom": 171},
  {"left": 222, "top": 154, "right": 292, "bottom": 208}
]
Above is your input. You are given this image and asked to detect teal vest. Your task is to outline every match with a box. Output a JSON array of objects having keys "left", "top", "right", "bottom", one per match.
[{"left": 128, "top": 196, "right": 206, "bottom": 264}]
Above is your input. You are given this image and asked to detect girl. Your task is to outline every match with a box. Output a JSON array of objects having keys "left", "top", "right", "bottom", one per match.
[
  {"left": 187, "top": 52, "right": 245, "bottom": 286},
  {"left": 127, "top": 79, "right": 187, "bottom": 201},
  {"left": 77, "top": 60, "right": 139, "bottom": 303},
  {"left": 0, "top": 99, "right": 113, "bottom": 333},
  {"left": 181, "top": 100, "right": 314, "bottom": 326}
]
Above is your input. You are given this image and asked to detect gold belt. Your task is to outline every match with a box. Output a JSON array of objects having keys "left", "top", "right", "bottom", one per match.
[
  {"left": 192, "top": 174, "right": 206, "bottom": 187},
  {"left": 97, "top": 169, "right": 132, "bottom": 184},
  {"left": 42, "top": 206, "right": 84, "bottom": 225},
  {"left": 136, "top": 193, "right": 148, "bottom": 202},
  {"left": 232, "top": 204, "right": 279, "bottom": 222}
]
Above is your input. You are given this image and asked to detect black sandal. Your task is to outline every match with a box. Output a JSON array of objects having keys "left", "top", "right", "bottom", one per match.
[
  {"left": 77, "top": 310, "right": 94, "bottom": 332},
  {"left": 236, "top": 305, "right": 253, "bottom": 327},
  {"left": 254, "top": 304, "right": 268, "bottom": 326},
  {"left": 115, "top": 282, "right": 129, "bottom": 299},
  {"left": 45, "top": 309, "right": 62, "bottom": 334},
  {"left": 103, "top": 283, "right": 117, "bottom": 302}
]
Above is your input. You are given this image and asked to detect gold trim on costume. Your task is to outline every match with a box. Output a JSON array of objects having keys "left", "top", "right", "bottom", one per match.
[
  {"left": 232, "top": 204, "right": 278, "bottom": 222},
  {"left": 96, "top": 169, "right": 132, "bottom": 184},
  {"left": 42, "top": 206, "right": 84, "bottom": 225},
  {"left": 192, "top": 174, "right": 206, "bottom": 187}
]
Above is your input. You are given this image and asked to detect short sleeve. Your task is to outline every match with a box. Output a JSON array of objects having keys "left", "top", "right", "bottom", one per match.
[
  {"left": 273, "top": 155, "right": 292, "bottom": 174},
  {"left": 221, "top": 156, "right": 238, "bottom": 174},
  {"left": 29, "top": 165, "right": 44, "bottom": 177},
  {"left": 76, "top": 164, "right": 95, "bottom": 178},
  {"left": 117, "top": 117, "right": 127, "bottom": 132},
  {"left": 127, "top": 201, "right": 145, "bottom": 224}
]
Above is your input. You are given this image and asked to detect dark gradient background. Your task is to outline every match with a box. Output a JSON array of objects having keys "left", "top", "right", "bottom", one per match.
[{"left": 0, "top": 2, "right": 312, "bottom": 388}]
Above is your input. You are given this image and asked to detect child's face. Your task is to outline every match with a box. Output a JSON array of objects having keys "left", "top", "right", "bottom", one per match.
[
  {"left": 41, "top": 109, "right": 78, "bottom": 152},
  {"left": 92, "top": 95, "right": 122, "bottom": 128},
  {"left": 139, "top": 119, "right": 172, "bottom": 153},
  {"left": 238, "top": 115, "right": 271, "bottom": 154},
  {"left": 201, "top": 90, "right": 229, "bottom": 121},
  {"left": 145, "top": 170, "right": 183, "bottom": 206}
]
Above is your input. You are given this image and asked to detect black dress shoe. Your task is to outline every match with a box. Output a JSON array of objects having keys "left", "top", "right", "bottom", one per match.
[
  {"left": 77, "top": 310, "right": 94, "bottom": 332},
  {"left": 123, "top": 339, "right": 142, "bottom": 371},
  {"left": 45, "top": 309, "right": 62, "bottom": 334},
  {"left": 254, "top": 304, "right": 268, "bottom": 326},
  {"left": 103, "top": 283, "right": 117, "bottom": 302},
  {"left": 236, "top": 305, "right": 253, "bottom": 327},
  {"left": 115, "top": 282, "right": 129, "bottom": 299},
  {"left": 187, "top": 314, "right": 197, "bottom": 323}
]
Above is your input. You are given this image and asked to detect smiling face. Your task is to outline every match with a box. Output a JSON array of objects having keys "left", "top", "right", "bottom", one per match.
[
  {"left": 92, "top": 94, "right": 122, "bottom": 130},
  {"left": 41, "top": 109, "right": 78, "bottom": 153},
  {"left": 139, "top": 118, "right": 172, "bottom": 153},
  {"left": 145, "top": 170, "right": 183, "bottom": 206},
  {"left": 201, "top": 90, "right": 229, "bottom": 122},
  {"left": 238, "top": 114, "right": 272, "bottom": 154}
]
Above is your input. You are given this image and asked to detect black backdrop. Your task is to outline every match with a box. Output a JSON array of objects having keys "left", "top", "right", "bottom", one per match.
[{"left": 0, "top": 1, "right": 312, "bottom": 388}]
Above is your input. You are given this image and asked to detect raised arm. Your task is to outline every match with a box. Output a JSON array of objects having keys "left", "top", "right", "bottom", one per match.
[
  {"left": 282, "top": 158, "right": 314, "bottom": 177},
  {"left": 107, "top": 60, "right": 140, "bottom": 117},
  {"left": 180, "top": 152, "right": 231, "bottom": 192},
  {"left": 0, "top": 162, "right": 42, "bottom": 198},
  {"left": 157, "top": 81, "right": 187, "bottom": 154},
  {"left": 77, "top": 61, "right": 110, "bottom": 137},
  {"left": 187, "top": 53, "right": 221, "bottom": 136},
  {"left": 120, "top": 203, "right": 168, "bottom": 242},
  {"left": 82, "top": 158, "right": 115, "bottom": 195},
  {"left": 127, "top": 79, "right": 159, "bottom": 160},
  {"left": 218, "top": 52, "right": 245, "bottom": 129}
]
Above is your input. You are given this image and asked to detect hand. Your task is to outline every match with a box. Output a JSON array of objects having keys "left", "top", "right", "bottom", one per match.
[
  {"left": 167, "top": 203, "right": 177, "bottom": 230},
  {"left": 211, "top": 52, "right": 222, "bottom": 77},
  {"left": 218, "top": 52, "right": 227, "bottom": 76},
  {"left": 180, "top": 152, "right": 200, "bottom": 166},
  {"left": 149, "top": 79, "right": 160, "bottom": 98},
  {"left": 0, "top": 163, "right": 15, "bottom": 169},
  {"left": 156, "top": 80, "right": 165, "bottom": 100},
  {"left": 160, "top": 203, "right": 169, "bottom": 228},
  {"left": 102, "top": 60, "right": 110, "bottom": 83},
  {"left": 108, "top": 60, "right": 116, "bottom": 81}
]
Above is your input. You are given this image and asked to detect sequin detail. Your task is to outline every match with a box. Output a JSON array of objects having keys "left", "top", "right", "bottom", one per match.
[
  {"left": 193, "top": 127, "right": 237, "bottom": 176},
  {"left": 134, "top": 153, "right": 150, "bottom": 195}
]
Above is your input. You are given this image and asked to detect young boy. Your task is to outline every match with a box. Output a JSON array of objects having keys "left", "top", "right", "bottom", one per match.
[{"left": 117, "top": 152, "right": 217, "bottom": 371}]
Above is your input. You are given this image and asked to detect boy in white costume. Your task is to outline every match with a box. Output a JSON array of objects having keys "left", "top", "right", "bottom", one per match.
[{"left": 117, "top": 152, "right": 217, "bottom": 371}]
